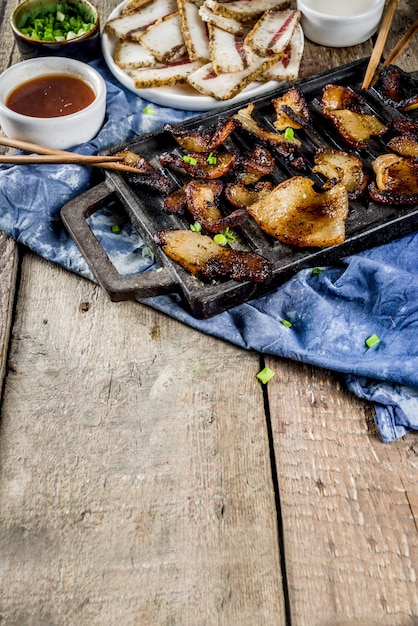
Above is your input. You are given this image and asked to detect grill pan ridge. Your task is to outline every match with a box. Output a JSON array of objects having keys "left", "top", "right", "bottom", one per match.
[{"left": 61, "top": 59, "right": 418, "bottom": 318}]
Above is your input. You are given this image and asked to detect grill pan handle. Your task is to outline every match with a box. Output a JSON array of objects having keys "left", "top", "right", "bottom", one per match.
[{"left": 60, "top": 181, "right": 176, "bottom": 302}]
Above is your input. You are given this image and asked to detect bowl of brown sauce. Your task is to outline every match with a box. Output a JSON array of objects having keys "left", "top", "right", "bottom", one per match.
[
  {"left": 0, "top": 56, "right": 106, "bottom": 149},
  {"left": 11, "top": 0, "right": 101, "bottom": 61}
]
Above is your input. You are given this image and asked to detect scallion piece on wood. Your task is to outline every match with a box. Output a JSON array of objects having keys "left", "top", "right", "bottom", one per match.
[{"left": 256, "top": 367, "right": 275, "bottom": 384}]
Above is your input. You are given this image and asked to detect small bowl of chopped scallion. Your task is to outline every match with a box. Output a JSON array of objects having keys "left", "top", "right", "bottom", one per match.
[{"left": 11, "top": 0, "right": 100, "bottom": 61}]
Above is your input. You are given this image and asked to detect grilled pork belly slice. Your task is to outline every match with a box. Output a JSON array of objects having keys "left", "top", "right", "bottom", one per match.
[
  {"left": 312, "top": 149, "right": 368, "bottom": 199},
  {"left": 184, "top": 180, "right": 248, "bottom": 232},
  {"left": 233, "top": 143, "right": 275, "bottom": 184},
  {"left": 374, "top": 65, "right": 418, "bottom": 111},
  {"left": 138, "top": 12, "right": 187, "bottom": 63},
  {"left": 244, "top": 9, "right": 300, "bottom": 57},
  {"left": 159, "top": 149, "right": 237, "bottom": 178},
  {"left": 115, "top": 149, "right": 176, "bottom": 195},
  {"left": 178, "top": 0, "right": 211, "bottom": 63},
  {"left": 233, "top": 103, "right": 301, "bottom": 154},
  {"left": 164, "top": 117, "right": 239, "bottom": 152},
  {"left": 128, "top": 60, "right": 201, "bottom": 88},
  {"left": 368, "top": 154, "right": 418, "bottom": 205},
  {"left": 115, "top": 40, "right": 156, "bottom": 69},
  {"left": 204, "top": 0, "right": 290, "bottom": 22},
  {"left": 325, "top": 109, "right": 387, "bottom": 149},
  {"left": 272, "top": 85, "right": 309, "bottom": 130},
  {"left": 322, "top": 85, "right": 387, "bottom": 149},
  {"left": 247, "top": 176, "right": 349, "bottom": 247},
  {"left": 225, "top": 180, "right": 273, "bottom": 208},
  {"left": 322, "top": 84, "right": 365, "bottom": 114},
  {"left": 106, "top": 0, "right": 178, "bottom": 39},
  {"left": 262, "top": 24, "right": 303, "bottom": 82},
  {"left": 387, "top": 136, "right": 418, "bottom": 158},
  {"left": 156, "top": 229, "right": 273, "bottom": 282}
]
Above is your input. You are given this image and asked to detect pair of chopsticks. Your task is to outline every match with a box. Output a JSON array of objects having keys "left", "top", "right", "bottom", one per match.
[
  {"left": 362, "top": 0, "right": 418, "bottom": 90},
  {"left": 0, "top": 136, "right": 143, "bottom": 175}
]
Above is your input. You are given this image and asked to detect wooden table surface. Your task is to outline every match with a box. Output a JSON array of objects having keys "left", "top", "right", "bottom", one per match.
[{"left": 0, "top": 1, "right": 417, "bottom": 624}]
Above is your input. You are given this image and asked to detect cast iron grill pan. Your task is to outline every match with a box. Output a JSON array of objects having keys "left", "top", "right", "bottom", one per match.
[{"left": 61, "top": 59, "right": 418, "bottom": 318}]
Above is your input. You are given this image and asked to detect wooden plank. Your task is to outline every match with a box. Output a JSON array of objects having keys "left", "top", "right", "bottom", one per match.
[
  {"left": 0, "top": 254, "right": 286, "bottom": 626},
  {"left": 266, "top": 356, "right": 418, "bottom": 626},
  {"left": 0, "top": 233, "right": 18, "bottom": 389}
]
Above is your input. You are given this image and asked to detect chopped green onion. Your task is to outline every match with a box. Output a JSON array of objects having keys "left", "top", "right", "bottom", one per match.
[
  {"left": 284, "top": 127, "right": 295, "bottom": 141},
  {"left": 365, "top": 333, "right": 380, "bottom": 348},
  {"left": 256, "top": 367, "right": 275, "bottom": 384},
  {"left": 281, "top": 319, "right": 292, "bottom": 327},
  {"left": 19, "top": 4, "right": 95, "bottom": 42},
  {"left": 223, "top": 227, "right": 236, "bottom": 243},
  {"left": 190, "top": 221, "right": 202, "bottom": 232},
  {"left": 156, "top": 267, "right": 163, "bottom": 273},
  {"left": 311, "top": 267, "right": 325, "bottom": 275},
  {"left": 183, "top": 155, "right": 197, "bottom": 165},
  {"left": 143, "top": 105, "right": 155, "bottom": 115},
  {"left": 142, "top": 246, "right": 155, "bottom": 261},
  {"left": 111, "top": 224, "right": 121, "bottom": 234},
  {"left": 207, "top": 151, "right": 217, "bottom": 165},
  {"left": 214, "top": 234, "right": 227, "bottom": 246}
]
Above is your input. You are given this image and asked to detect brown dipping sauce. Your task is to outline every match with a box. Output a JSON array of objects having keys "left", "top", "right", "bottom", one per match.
[{"left": 6, "top": 74, "right": 95, "bottom": 118}]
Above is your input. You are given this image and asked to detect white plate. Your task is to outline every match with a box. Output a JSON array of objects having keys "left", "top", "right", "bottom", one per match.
[{"left": 101, "top": 0, "right": 297, "bottom": 112}]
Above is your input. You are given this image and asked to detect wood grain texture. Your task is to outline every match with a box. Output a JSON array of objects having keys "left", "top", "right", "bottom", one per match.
[
  {"left": 0, "top": 254, "right": 285, "bottom": 626},
  {"left": 0, "top": 233, "right": 18, "bottom": 391},
  {"left": 266, "top": 355, "right": 418, "bottom": 626},
  {"left": 0, "top": 0, "right": 417, "bottom": 624}
]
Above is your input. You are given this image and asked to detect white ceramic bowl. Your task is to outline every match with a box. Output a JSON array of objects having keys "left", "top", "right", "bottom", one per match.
[
  {"left": 0, "top": 56, "right": 106, "bottom": 149},
  {"left": 296, "top": 0, "right": 385, "bottom": 47}
]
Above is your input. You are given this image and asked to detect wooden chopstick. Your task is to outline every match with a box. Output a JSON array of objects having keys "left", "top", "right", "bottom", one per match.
[
  {"left": 382, "top": 17, "right": 418, "bottom": 68},
  {"left": 362, "top": 0, "right": 399, "bottom": 90},
  {"left": 0, "top": 136, "right": 144, "bottom": 175},
  {"left": 0, "top": 154, "right": 124, "bottom": 165}
]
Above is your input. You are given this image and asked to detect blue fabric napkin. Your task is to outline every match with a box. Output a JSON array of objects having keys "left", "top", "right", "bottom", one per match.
[{"left": 1, "top": 58, "right": 417, "bottom": 442}]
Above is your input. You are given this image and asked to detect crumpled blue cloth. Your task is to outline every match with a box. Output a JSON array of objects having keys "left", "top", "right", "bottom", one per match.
[{"left": 1, "top": 58, "right": 417, "bottom": 442}]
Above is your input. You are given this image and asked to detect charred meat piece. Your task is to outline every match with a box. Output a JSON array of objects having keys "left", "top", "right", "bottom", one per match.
[
  {"left": 387, "top": 117, "right": 418, "bottom": 158},
  {"left": 159, "top": 149, "right": 237, "bottom": 178},
  {"left": 156, "top": 229, "right": 273, "bottom": 283},
  {"left": 225, "top": 180, "right": 274, "bottom": 208},
  {"left": 233, "top": 103, "right": 301, "bottom": 154},
  {"left": 163, "top": 185, "right": 188, "bottom": 214},
  {"left": 185, "top": 179, "right": 248, "bottom": 232},
  {"left": 312, "top": 149, "right": 368, "bottom": 199},
  {"left": 164, "top": 117, "right": 239, "bottom": 152},
  {"left": 115, "top": 149, "right": 176, "bottom": 195},
  {"left": 322, "top": 83, "right": 366, "bottom": 114},
  {"left": 248, "top": 176, "right": 349, "bottom": 247},
  {"left": 387, "top": 136, "right": 418, "bottom": 158},
  {"left": 369, "top": 154, "right": 418, "bottom": 205},
  {"left": 373, "top": 65, "right": 418, "bottom": 111},
  {"left": 272, "top": 86, "right": 310, "bottom": 130},
  {"left": 325, "top": 109, "right": 387, "bottom": 149},
  {"left": 322, "top": 83, "right": 387, "bottom": 149},
  {"left": 233, "top": 143, "right": 275, "bottom": 184}
]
